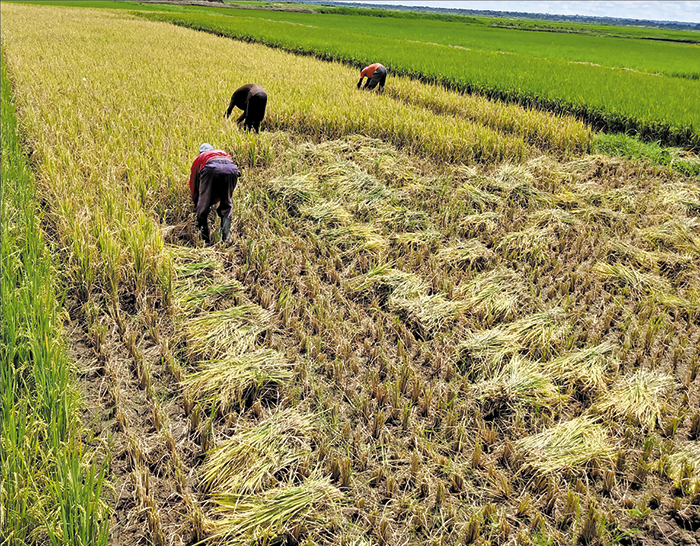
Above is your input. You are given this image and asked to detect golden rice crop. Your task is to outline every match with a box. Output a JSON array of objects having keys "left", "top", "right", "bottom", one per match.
[
  {"left": 387, "top": 78, "right": 592, "bottom": 156},
  {"left": 4, "top": 3, "right": 700, "bottom": 545}
]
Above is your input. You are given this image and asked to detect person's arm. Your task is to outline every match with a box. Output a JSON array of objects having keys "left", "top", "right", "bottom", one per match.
[
  {"left": 225, "top": 93, "right": 237, "bottom": 118},
  {"left": 189, "top": 160, "right": 200, "bottom": 206},
  {"left": 225, "top": 87, "right": 245, "bottom": 118},
  {"left": 357, "top": 77, "right": 365, "bottom": 89}
]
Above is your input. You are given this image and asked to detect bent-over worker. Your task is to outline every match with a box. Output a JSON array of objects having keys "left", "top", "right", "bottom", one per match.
[
  {"left": 189, "top": 143, "right": 241, "bottom": 244},
  {"left": 357, "top": 63, "right": 387, "bottom": 92},
  {"left": 225, "top": 84, "right": 267, "bottom": 133}
]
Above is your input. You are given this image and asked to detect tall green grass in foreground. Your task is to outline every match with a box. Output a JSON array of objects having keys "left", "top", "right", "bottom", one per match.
[{"left": 0, "top": 54, "right": 109, "bottom": 545}]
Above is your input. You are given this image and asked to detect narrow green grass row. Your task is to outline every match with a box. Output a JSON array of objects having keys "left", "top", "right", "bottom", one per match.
[
  {"left": 139, "top": 10, "right": 699, "bottom": 148},
  {"left": 0, "top": 53, "right": 109, "bottom": 545},
  {"left": 592, "top": 133, "right": 700, "bottom": 177}
]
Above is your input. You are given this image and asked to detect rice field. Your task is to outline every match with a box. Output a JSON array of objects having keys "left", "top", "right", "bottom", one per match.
[
  {"left": 139, "top": 7, "right": 700, "bottom": 147},
  {"left": 2, "top": 3, "right": 700, "bottom": 545}
]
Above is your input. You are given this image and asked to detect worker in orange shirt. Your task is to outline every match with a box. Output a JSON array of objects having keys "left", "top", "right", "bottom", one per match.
[{"left": 357, "top": 63, "right": 387, "bottom": 93}]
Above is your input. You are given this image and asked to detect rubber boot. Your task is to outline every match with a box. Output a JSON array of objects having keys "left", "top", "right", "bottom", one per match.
[{"left": 221, "top": 215, "right": 232, "bottom": 244}]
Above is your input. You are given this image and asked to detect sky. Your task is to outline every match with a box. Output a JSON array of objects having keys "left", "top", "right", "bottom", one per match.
[{"left": 331, "top": 1, "right": 700, "bottom": 24}]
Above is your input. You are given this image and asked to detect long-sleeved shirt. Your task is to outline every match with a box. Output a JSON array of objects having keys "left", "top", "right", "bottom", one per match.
[{"left": 189, "top": 149, "right": 234, "bottom": 200}]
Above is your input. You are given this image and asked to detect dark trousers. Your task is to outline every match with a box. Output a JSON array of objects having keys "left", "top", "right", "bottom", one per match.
[
  {"left": 245, "top": 92, "right": 267, "bottom": 132},
  {"left": 366, "top": 66, "right": 387, "bottom": 90},
  {"left": 196, "top": 160, "right": 239, "bottom": 228}
]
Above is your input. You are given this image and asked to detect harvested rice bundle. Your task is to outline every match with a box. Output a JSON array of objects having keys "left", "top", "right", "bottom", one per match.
[
  {"left": 543, "top": 340, "right": 618, "bottom": 390},
  {"left": 299, "top": 199, "right": 353, "bottom": 227},
  {"left": 461, "top": 267, "right": 528, "bottom": 321},
  {"left": 184, "top": 349, "right": 292, "bottom": 413},
  {"left": 593, "top": 369, "right": 675, "bottom": 430},
  {"left": 455, "top": 327, "right": 521, "bottom": 380},
  {"left": 666, "top": 443, "right": 700, "bottom": 495},
  {"left": 201, "top": 408, "right": 314, "bottom": 494},
  {"left": 345, "top": 263, "right": 425, "bottom": 301},
  {"left": 475, "top": 355, "right": 565, "bottom": 411},
  {"left": 436, "top": 239, "right": 494, "bottom": 271},
  {"left": 593, "top": 261, "right": 669, "bottom": 294},
  {"left": 516, "top": 416, "right": 615, "bottom": 474},
  {"left": 180, "top": 304, "right": 273, "bottom": 359},
  {"left": 389, "top": 292, "right": 466, "bottom": 334},
  {"left": 268, "top": 174, "right": 320, "bottom": 213},
  {"left": 206, "top": 477, "right": 340, "bottom": 543}
]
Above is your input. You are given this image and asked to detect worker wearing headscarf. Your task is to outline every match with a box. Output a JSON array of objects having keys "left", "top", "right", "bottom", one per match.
[{"left": 189, "top": 143, "right": 241, "bottom": 244}]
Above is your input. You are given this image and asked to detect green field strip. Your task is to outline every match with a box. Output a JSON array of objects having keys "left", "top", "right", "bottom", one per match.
[
  {"left": 216, "top": 5, "right": 700, "bottom": 79},
  {"left": 1, "top": 52, "right": 109, "bottom": 545},
  {"left": 304, "top": 3, "right": 700, "bottom": 44}
]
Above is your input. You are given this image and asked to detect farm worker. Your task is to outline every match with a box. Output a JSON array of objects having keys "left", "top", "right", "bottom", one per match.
[
  {"left": 357, "top": 63, "right": 387, "bottom": 92},
  {"left": 225, "top": 83, "right": 267, "bottom": 133},
  {"left": 189, "top": 143, "right": 241, "bottom": 244}
]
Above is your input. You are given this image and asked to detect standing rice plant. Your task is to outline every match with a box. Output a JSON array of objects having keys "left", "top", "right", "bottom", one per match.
[
  {"left": 1, "top": 52, "right": 109, "bottom": 545},
  {"left": 387, "top": 77, "right": 592, "bottom": 155}
]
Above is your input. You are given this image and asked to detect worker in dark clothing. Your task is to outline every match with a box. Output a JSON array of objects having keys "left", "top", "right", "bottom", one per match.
[
  {"left": 225, "top": 84, "right": 267, "bottom": 133},
  {"left": 357, "top": 63, "right": 387, "bottom": 93},
  {"left": 189, "top": 143, "right": 241, "bottom": 244}
]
